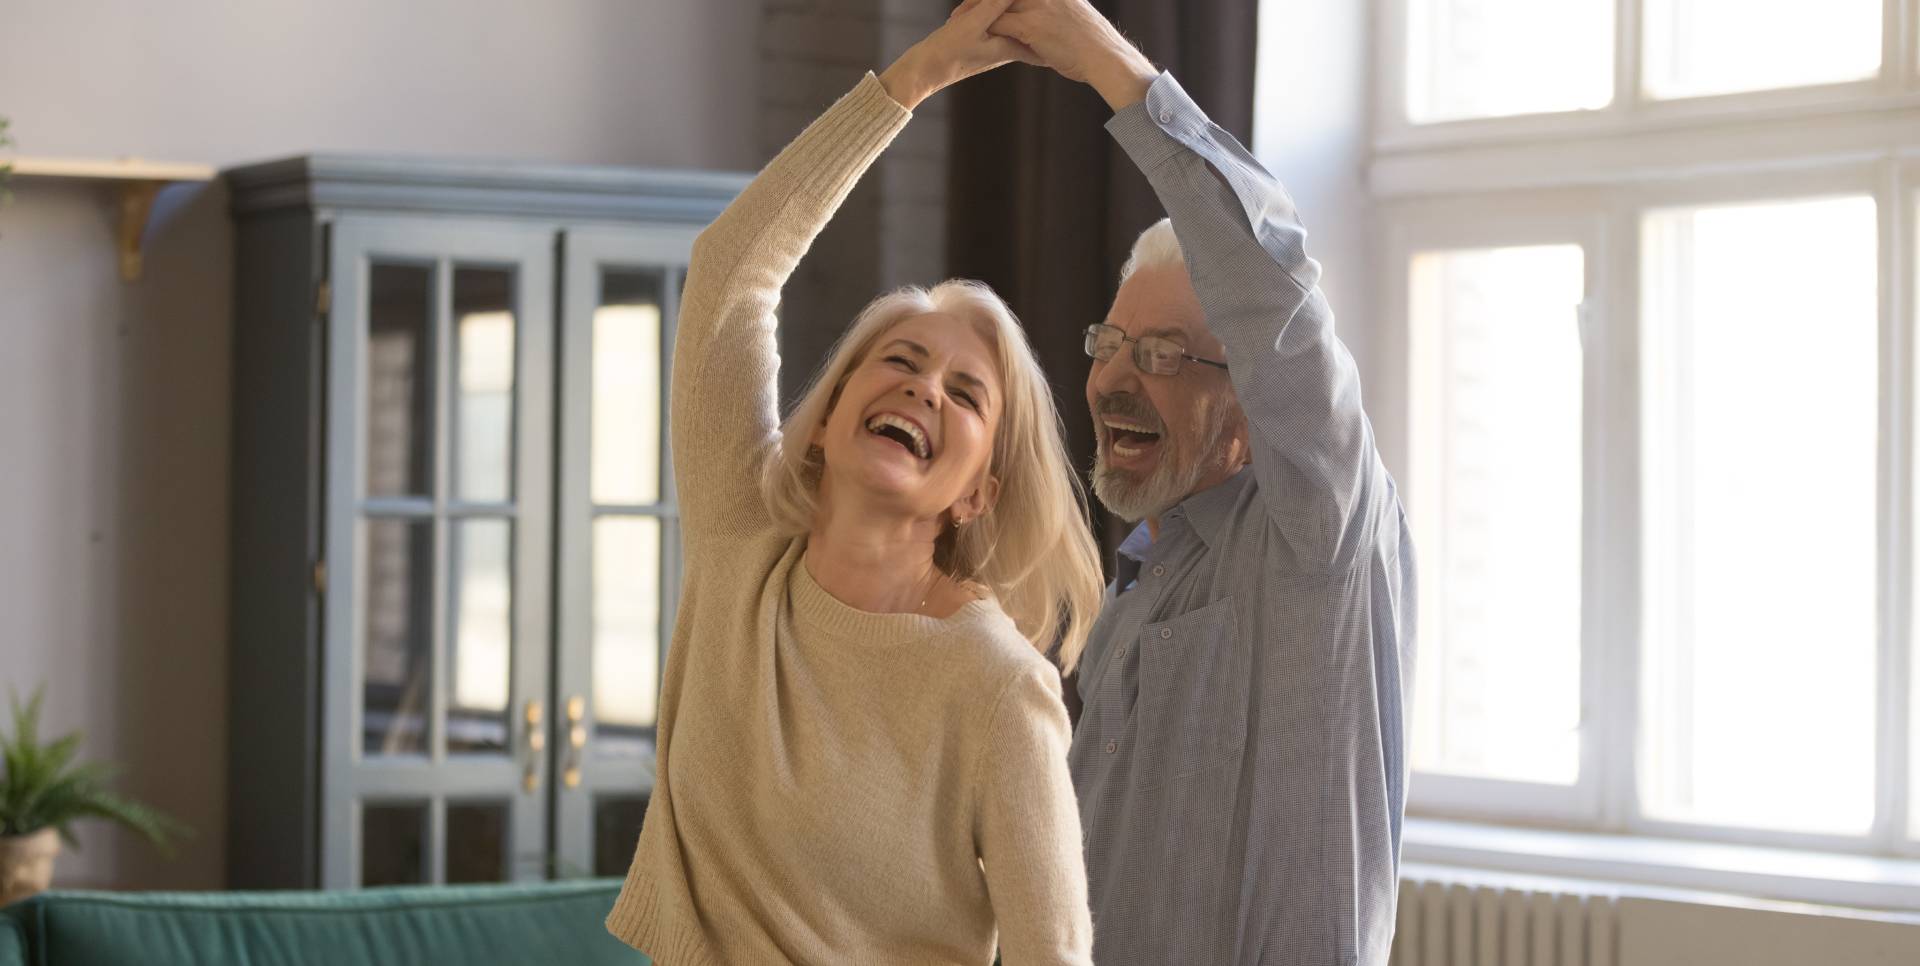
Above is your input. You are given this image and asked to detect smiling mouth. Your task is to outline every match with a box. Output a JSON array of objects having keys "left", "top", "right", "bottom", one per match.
[
  {"left": 865, "top": 412, "right": 932, "bottom": 460},
  {"left": 1102, "top": 417, "right": 1163, "bottom": 459}
]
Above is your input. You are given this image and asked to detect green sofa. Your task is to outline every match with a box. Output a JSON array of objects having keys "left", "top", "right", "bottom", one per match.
[{"left": 0, "top": 878, "right": 649, "bottom": 966}]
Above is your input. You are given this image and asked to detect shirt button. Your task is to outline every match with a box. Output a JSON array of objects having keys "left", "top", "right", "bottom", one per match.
[
  {"left": 1159, "top": 628, "right": 1173, "bottom": 640},
  {"left": 1158, "top": 110, "right": 1174, "bottom": 124},
  {"left": 1106, "top": 741, "right": 1117, "bottom": 754},
  {"left": 1151, "top": 565, "right": 1166, "bottom": 577}
]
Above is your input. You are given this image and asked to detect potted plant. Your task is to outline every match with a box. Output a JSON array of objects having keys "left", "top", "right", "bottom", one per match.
[{"left": 0, "top": 688, "right": 187, "bottom": 906}]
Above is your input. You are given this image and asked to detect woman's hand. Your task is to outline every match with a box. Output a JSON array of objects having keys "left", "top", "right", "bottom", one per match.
[
  {"left": 879, "top": 0, "right": 1034, "bottom": 110},
  {"left": 988, "top": 0, "right": 1158, "bottom": 111}
]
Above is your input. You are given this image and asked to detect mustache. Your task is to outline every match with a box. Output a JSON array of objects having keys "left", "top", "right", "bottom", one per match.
[{"left": 1095, "top": 392, "right": 1164, "bottom": 433}]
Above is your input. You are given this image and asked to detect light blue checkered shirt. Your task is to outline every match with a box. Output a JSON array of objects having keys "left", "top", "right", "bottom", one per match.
[{"left": 1068, "top": 73, "right": 1418, "bottom": 966}]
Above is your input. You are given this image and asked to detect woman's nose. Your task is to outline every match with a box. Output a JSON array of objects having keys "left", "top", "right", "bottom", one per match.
[{"left": 903, "top": 385, "right": 937, "bottom": 409}]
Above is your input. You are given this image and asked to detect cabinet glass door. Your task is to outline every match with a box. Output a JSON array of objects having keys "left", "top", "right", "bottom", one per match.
[
  {"left": 323, "top": 216, "right": 556, "bottom": 888},
  {"left": 553, "top": 226, "right": 699, "bottom": 878}
]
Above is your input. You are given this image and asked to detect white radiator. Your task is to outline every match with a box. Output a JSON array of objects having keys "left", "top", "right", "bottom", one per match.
[{"left": 1389, "top": 877, "right": 1620, "bottom": 966}]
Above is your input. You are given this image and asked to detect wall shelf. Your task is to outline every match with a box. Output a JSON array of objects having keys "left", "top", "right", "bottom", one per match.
[{"left": 7, "top": 156, "right": 218, "bottom": 281}]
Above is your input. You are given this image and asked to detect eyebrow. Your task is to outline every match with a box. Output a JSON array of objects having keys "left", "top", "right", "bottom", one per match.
[
  {"left": 883, "top": 338, "right": 929, "bottom": 358},
  {"left": 1101, "top": 319, "right": 1191, "bottom": 343},
  {"left": 882, "top": 338, "right": 993, "bottom": 405}
]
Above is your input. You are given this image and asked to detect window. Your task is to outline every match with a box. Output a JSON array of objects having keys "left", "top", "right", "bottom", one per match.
[
  {"left": 1405, "top": 0, "right": 1614, "bottom": 122},
  {"left": 1639, "top": 196, "right": 1880, "bottom": 837},
  {"left": 1641, "top": 0, "right": 1881, "bottom": 100},
  {"left": 1408, "top": 244, "right": 1586, "bottom": 787},
  {"left": 1390, "top": 0, "right": 1899, "bottom": 131},
  {"left": 1912, "top": 194, "right": 1920, "bottom": 842},
  {"left": 584, "top": 266, "right": 679, "bottom": 749},
  {"left": 1374, "top": 0, "right": 1920, "bottom": 878}
]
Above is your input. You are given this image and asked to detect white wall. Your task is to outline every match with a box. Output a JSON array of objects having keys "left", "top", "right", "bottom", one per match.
[
  {"left": 1, "top": 0, "right": 759, "bottom": 169},
  {"left": 1250, "top": 0, "right": 1380, "bottom": 462},
  {"left": 0, "top": 0, "right": 759, "bottom": 890}
]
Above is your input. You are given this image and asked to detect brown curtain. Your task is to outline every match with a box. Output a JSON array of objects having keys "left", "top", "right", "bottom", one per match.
[{"left": 946, "top": 0, "right": 1259, "bottom": 715}]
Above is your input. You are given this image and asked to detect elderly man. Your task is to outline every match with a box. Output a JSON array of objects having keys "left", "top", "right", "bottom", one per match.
[{"left": 991, "top": 3, "right": 1417, "bottom": 964}]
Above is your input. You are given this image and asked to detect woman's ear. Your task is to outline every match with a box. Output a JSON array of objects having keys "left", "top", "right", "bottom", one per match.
[
  {"left": 809, "top": 400, "right": 841, "bottom": 449},
  {"left": 954, "top": 473, "right": 1001, "bottom": 523}
]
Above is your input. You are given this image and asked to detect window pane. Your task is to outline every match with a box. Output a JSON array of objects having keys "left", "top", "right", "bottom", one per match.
[
  {"left": 448, "top": 519, "right": 512, "bottom": 754},
  {"left": 366, "top": 263, "right": 434, "bottom": 498},
  {"left": 454, "top": 267, "right": 516, "bottom": 504},
  {"left": 1640, "top": 196, "right": 1878, "bottom": 836},
  {"left": 1407, "top": 244, "right": 1585, "bottom": 785},
  {"left": 592, "top": 269, "right": 665, "bottom": 505},
  {"left": 445, "top": 801, "right": 509, "bottom": 884},
  {"left": 594, "top": 517, "right": 662, "bottom": 738},
  {"left": 363, "top": 519, "right": 433, "bottom": 756},
  {"left": 1407, "top": 0, "right": 1613, "bottom": 123},
  {"left": 1644, "top": 0, "right": 1880, "bottom": 100},
  {"left": 361, "top": 801, "right": 427, "bottom": 887},
  {"left": 594, "top": 795, "right": 650, "bottom": 877}
]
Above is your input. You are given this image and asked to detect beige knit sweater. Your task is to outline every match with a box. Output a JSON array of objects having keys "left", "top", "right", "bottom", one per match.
[{"left": 603, "top": 73, "right": 1094, "bottom": 966}]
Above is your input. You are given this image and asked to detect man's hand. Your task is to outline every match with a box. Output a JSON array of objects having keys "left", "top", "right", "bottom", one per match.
[
  {"left": 879, "top": 0, "right": 1037, "bottom": 110},
  {"left": 987, "top": 0, "right": 1158, "bottom": 110}
]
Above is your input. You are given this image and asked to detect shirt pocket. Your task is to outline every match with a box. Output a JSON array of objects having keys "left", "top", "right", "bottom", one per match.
[{"left": 1136, "top": 595, "right": 1249, "bottom": 789}]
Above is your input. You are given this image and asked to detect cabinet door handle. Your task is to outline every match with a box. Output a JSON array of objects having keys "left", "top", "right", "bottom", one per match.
[
  {"left": 562, "top": 696, "right": 586, "bottom": 788},
  {"left": 522, "top": 699, "right": 545, "bottom": 792}
]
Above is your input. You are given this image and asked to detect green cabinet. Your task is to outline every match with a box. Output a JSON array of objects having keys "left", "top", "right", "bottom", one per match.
[{"left": 225, "top": 155, "right": 745, "bottom": 889}]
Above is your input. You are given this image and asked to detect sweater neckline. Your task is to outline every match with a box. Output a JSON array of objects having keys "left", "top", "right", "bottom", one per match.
[{"left": 789, "top": 543, "right": 999, "bottom": 644}]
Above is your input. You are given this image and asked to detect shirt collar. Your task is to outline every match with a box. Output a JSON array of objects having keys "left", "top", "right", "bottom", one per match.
[
  {"left": 1173, "top": 467, "right": 1249, "bottom": 550},
  {"left": 1112, "top": 466, "right": 1251, "bottom": 565},
  {"left": 1116, "top": 520, "right": 1155, "bottom": 562}
]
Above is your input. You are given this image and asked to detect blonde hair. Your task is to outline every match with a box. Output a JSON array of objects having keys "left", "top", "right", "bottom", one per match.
[{"left": 760, "top": 280, "right": 1104, "bottom": 673}]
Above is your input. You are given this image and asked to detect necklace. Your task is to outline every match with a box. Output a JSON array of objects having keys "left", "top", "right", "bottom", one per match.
[{"left": 915, "top": 558, "right": 942, "bottom": 615}]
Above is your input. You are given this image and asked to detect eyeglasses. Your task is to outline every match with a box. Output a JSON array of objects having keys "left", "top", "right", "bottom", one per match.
[{"left": 1083, "top": 323, "right": 1229, "bottom": 376}]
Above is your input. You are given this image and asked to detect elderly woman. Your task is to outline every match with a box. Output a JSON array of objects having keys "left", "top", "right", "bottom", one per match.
[{"left": 603, "top": 3, "right": 1102, "bottom": 964}]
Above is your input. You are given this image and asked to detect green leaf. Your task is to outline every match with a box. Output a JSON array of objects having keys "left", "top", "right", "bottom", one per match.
[
  {"left": 0, "top": 683, "right": 187, "bottom": 857},
  {"left": 39, "top": 733, "right": 82, "bottom": 777}
]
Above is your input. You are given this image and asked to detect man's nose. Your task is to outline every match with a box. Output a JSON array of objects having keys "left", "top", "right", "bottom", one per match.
[{"left": 1089, "top": 347, "right": 1143, "bottom": 397}]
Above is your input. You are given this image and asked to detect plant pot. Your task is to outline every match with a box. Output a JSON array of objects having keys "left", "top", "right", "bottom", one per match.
[{"left": 0, "top": 828, "right": 60, "bottom": 906}]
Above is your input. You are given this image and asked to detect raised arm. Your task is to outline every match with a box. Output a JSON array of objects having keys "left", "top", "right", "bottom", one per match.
[
  {"left": 670, "top": 0, "right": 1033, "bottom": 559},
  {"left": 669, "top": 77, "right": 908, "bottom": 555},
  {"left": 1108, "top": 79, "right": 1388, "bottom": 570},
  {"left": 994, "top": 5, "right": 1392, "bottom": 571}
]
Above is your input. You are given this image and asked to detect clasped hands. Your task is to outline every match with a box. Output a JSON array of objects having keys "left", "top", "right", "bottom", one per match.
[{"left": 878, "top": 0, "right": 1159, "bottom": 112}]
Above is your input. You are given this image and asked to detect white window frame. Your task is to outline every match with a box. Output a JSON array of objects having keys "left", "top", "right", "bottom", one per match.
[
  {"left": 1374, "top": 0, "right": 1920, "bottom": 892},
  {"left": 1619, "top": 169, "right": 1907, "bottom": 860},
  {"left": 1383, "top": 205, "right": 1613, "bottom": 828},
  {"left": 1376, "top": 0, "right": 1917, "bottom": 151}
]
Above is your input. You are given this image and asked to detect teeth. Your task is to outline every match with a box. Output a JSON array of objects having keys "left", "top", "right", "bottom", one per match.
[
  {"left": 866, "top": 412, "right": 931, "bottom": 459},
  {"left": 1102, "top": 417, "right": 1160, "bottom": 434}
]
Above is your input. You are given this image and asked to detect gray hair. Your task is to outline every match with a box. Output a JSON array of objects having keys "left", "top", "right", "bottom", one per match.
[
  {"left": 1119, "top": 217, "right": 1185, "bottom": 284},
  {"left": 1096, "top": 217, "right": 1249, "bottom": 522}
]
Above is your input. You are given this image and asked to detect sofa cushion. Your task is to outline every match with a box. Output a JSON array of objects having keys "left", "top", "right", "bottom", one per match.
[
  {"left": 0, "top": 908, "right": 25, "bottom": 966},
  {"left": 17, "top": 879, "right": 646, "bottom": 966}
]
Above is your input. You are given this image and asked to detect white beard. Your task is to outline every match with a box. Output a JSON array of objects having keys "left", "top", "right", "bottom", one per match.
[{"left": 1091, "top": 395, "right": 1237, "bottom": 523}]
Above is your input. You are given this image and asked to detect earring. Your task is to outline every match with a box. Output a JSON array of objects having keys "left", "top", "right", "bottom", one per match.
[{"left": 953, "top": 516, "right": 965, "bottom": 529}]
